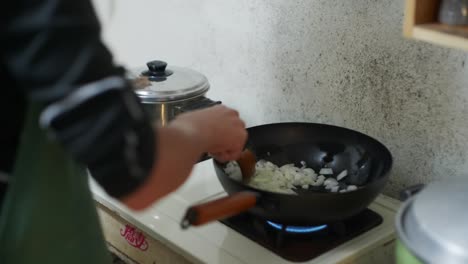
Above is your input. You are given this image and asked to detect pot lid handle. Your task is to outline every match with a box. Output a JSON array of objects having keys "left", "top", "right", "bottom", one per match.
[
  {"left": 142, "top": 60, "right": 173, "bottom": 79},
  {"left": 399, "top": 184, "right": 425, "bottom": 201}
]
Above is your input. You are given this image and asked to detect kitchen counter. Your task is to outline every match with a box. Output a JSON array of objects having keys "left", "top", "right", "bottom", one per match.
[{"left": 90, "top": 159, "right": 400, "bottom": 264}]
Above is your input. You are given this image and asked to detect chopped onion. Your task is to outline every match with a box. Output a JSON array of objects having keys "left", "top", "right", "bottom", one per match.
[
  {"left": 300, "top": 161, "right": 307, "bottom": 168},
  {"left": 324, "top": 177, "right": 338, "bottom": 186},
  {"left": 225, "top": 161, "right": 242, "bottom": 181},
  {"left": 319, "top": 168, "right": 333, "bottom": 175},
  {"left": 337, "top": 170, "right": 348, "bottom": 181},
  {"left": 224, "top": 161, "right": 358, "bottom": 195},
  {"left": 315, "top": 177, "right": 325, "bottom": 186}
]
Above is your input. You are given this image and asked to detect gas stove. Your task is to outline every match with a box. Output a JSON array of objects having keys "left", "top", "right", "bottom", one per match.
[
  {"left": 220, "top": 209, "right": 383, "bottom": 262},
  {"left": 90, "top": 159, "right": 400, "bottom": 264}
]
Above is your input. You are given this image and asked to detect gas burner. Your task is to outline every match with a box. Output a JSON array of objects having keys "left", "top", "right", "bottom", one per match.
[
  {"left": 266, "top": 221, "right": 328, "bottom": 234},
  {"left": 220, "top": 209, "right": 383, "bottom": 262}
]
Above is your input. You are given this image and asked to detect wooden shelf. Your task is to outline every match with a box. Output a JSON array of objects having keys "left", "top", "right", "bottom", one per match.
[{"left": 404, "top": 0, "right": 468, "bottom": 51}]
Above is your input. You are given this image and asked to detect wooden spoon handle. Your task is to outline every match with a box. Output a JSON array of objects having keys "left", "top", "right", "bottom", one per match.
[
  {"left": 181, "top": 191, "right": 258, "bottom": 229},
  {"left": 237, "top": 149, "right": 256, "bottom": 181}
]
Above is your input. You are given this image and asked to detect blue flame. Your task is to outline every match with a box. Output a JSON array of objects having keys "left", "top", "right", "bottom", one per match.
[{"left": 266, "top": 221, "right": 328, "bottom": 233}]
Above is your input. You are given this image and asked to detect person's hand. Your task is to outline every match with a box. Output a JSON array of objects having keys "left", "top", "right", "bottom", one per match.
[
  {"left": 121, "top": 105, "right": 247, "bottom": 210},
  {"left": 170, "top": 105, "right": 248, "bottom": 162}
]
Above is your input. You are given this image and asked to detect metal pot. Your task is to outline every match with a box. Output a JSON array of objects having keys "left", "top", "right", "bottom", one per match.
[
  {"left": 127, "top": 60, "right": 220, "bottom": 126},
  {"left": 395, "top": 180, "right": 468, "bottom": 264}
]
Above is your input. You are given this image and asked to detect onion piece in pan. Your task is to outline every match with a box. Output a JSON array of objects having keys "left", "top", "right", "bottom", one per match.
[{"left": 337, "top": 170, "right": 348, "bottom": 181}]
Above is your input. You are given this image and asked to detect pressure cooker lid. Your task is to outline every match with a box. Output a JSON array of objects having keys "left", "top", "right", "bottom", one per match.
[
  {"left": 129, "top": 60, "right": 210, "bottom": 103},
  {"left": 399, "top": 179, "right": 468, "bottom": 264}
]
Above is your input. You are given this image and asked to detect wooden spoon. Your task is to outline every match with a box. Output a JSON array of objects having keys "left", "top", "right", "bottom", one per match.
[{"left": 236, "top": 149, "right": 256, "bottom": 182}]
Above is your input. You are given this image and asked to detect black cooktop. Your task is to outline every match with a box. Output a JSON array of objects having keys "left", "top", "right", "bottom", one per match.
[{"left": 219, "top": 209, "right": 383, "bottom": 262}]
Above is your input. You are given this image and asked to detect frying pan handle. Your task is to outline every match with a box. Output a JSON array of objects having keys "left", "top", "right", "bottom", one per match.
[{"left": 181, "top": 191, "right": 258, "bottom": 229}]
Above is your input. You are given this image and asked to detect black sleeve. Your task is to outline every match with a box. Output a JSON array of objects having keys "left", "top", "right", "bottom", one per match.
[{"left": 2, "top": 0, "right": 155, "bottom": 198}]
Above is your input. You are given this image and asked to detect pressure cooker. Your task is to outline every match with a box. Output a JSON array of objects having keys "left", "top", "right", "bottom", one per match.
[
  {"left": 395, "top": 179, "right": 468, "bottom": 264},
  {"left": 127, "top": 60, "right": 220, "bottom": 126}
]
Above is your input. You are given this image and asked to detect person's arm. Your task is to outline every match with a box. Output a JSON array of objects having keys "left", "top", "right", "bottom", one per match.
[{"left": 2, "top": 0, "right": 155, "bottom": 199}]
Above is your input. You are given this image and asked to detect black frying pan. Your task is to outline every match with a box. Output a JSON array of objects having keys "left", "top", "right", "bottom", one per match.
[{"left": 181, "top": 123, "right": 392, "bottom": 228}]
